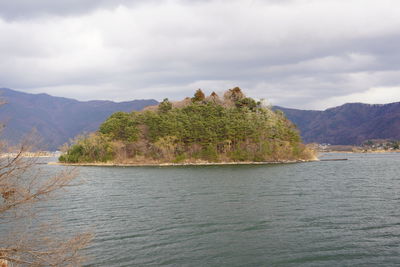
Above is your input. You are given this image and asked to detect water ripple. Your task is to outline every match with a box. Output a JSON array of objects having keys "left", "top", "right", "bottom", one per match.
[{"left": 15, "top": 153, "right": 400, "bottom": 266}]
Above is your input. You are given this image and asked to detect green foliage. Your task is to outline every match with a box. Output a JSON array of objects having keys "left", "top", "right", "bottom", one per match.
[
  {"left": 59, "top": 134, "right": 114, "bottom": 163},
  {"left": 173, "top": 153, "right": 186, "bottom": 163},
  {"left": 60, "top": 88, "right": 314, "bottom": 163},
  {"left": 393, "top": 142, "right": 400, "bottom": 150},
  {"left": 230, "top": 148, "right": 251, "bottom": 161},
  {"left": 235, "top": 97, "right": 257, "bottom": 110},
  {"left": 99, "top": 112, "right": 138, "bottom": 142},
  {"left": 200, "top": 144, "right": 219, "bottom": 162},
  {"left": 158, "top": 98, "right": 172, "bottom": 113}
]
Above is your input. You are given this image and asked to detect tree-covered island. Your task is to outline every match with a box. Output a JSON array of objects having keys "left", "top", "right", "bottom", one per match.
[{"left": 59, "top": 88, "right": 316, "bottom": 165}]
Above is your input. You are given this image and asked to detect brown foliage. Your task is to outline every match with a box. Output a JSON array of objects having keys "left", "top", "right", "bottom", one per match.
[
  {"left": 224, "top": 87, "right": 245, "bottom": 102},
  {"left": 206, "top": 92, "right": 222, "bottom": 105},
  {"left": 192, "top": 89, "right": 205, "bottom": 102},
  {"left": 0, "top": 139, "right": 92, "bottom": 266}
]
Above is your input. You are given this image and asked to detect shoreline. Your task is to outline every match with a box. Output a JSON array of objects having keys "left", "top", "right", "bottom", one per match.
[
  {"left": 320, "top": 150, "right": 400, "bottom": 154},
  {"left": 49, "top": 159, "right": 318, "bottom": 167}
]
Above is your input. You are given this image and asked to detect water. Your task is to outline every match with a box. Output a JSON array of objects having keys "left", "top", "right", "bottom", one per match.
[{"left": 6, "top": 153, "right": 400, "bottom": 266}]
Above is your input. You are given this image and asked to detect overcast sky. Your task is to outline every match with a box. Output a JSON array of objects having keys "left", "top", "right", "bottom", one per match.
[{"left": 1, "top": 0, "right": 400, "bottom": 109}]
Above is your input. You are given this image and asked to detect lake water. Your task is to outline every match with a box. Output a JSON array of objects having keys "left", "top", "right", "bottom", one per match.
[{"left": 10, "top": 153, "right": 400, "bottom": 266}]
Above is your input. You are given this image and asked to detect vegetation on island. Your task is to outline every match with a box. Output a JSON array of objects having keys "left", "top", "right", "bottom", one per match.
[{"left": 59, "top": 88, "right": 315, "bottom": 164}]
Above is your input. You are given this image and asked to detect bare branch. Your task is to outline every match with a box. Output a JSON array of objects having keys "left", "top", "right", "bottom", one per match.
[{"left": 0, "top": 135, "right": 92, "bottom": 266}]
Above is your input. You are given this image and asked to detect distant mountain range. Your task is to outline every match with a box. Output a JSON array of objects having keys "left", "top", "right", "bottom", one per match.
[
  {"left": 276, "top": 102, "right": 400, "bottom": 145},
  {"left": 1, "top": 87, "right": 399, "bottom": 149},
  {"left": 0, "top": 88, "right": 157, "bottom": 150}
]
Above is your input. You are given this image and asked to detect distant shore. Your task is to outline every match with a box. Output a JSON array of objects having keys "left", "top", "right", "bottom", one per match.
[
  {"left": 321, "top": 150, "right": 400, "bottom": 154},
  {"left": 50, "top": 159, "right": 318, "bottom": 167},
  {"left": 0, "top": 152, "right": 60, "bottom": 158}
]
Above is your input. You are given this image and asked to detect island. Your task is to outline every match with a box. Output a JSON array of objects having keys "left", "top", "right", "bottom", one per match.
[{"left": 59, "top": 88, "right": 316, "bottom": 165}]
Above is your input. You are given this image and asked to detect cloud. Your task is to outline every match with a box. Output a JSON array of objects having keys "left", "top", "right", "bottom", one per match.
[
  {"left": 322, "top": 86, "right": 400, "bottom": 109},
  {"left": 0, "top": 0, "right": 136, "bottom": 20},
  {"left": 1, "top": 0, "right": 400, "bottom": 109}
]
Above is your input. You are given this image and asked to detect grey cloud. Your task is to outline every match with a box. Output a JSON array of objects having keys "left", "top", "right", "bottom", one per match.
[
  {"left": 0, "top": 0, "right": 141, "bottom": 20},
  {"left": 0, "top": 0, "right": 215, "bottom": 20},
  {"left": 1, "top": 0, "right": 400, "bottom": 109}
]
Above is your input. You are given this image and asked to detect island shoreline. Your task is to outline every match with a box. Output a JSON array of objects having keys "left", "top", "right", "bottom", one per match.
[{"left": 50, "top": 159, "right": 318, "bottom": 167}]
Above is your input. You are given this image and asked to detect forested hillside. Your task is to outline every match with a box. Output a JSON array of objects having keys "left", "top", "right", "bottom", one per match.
[
  {"left": 3, "top": 88, "right": 398, "bottom": 149},
  {"left": 277, "top": 102, "right": 400, "bottom": 145},
  {"left": 0, "top": 88, "right": 157, "bottom": 150},
  {"left": 60, "top": 88, "right": 315, "bottom": 164}
]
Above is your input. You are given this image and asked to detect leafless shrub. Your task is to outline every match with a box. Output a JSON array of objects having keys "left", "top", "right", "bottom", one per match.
[{"left": 0, "top": 137, "right": 92, "bottom": 266}]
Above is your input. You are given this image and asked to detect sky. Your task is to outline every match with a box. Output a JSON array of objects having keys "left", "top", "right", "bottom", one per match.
[{"left": 1, "top": 0, "right": 400, "bottom": 110}]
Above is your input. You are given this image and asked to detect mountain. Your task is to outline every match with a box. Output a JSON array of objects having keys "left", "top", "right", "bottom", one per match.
[
  {"left": 276, "top": 102, "right": 400, "bottom": 145},
  {"left": 0, "top": 88, "right": 158, "bottom": 150},
  {"left": 2, "top": 87, "right": 399, "bottom": 148}
]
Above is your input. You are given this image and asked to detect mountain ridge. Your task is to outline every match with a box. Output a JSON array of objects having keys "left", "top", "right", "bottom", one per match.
[
  {"left": 0, "top": 88, "right": 158, "bottom": 150},
  {"left": 1, "top": 87, "right": 400, "bottom": 148},
  {"left": 276, "top": 101, "right": 400, "bottom": 145}
]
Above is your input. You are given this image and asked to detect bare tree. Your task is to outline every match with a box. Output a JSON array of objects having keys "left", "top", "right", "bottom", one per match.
[{"left": 0, "top": 137, "right": 92, "bottom": 266}]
